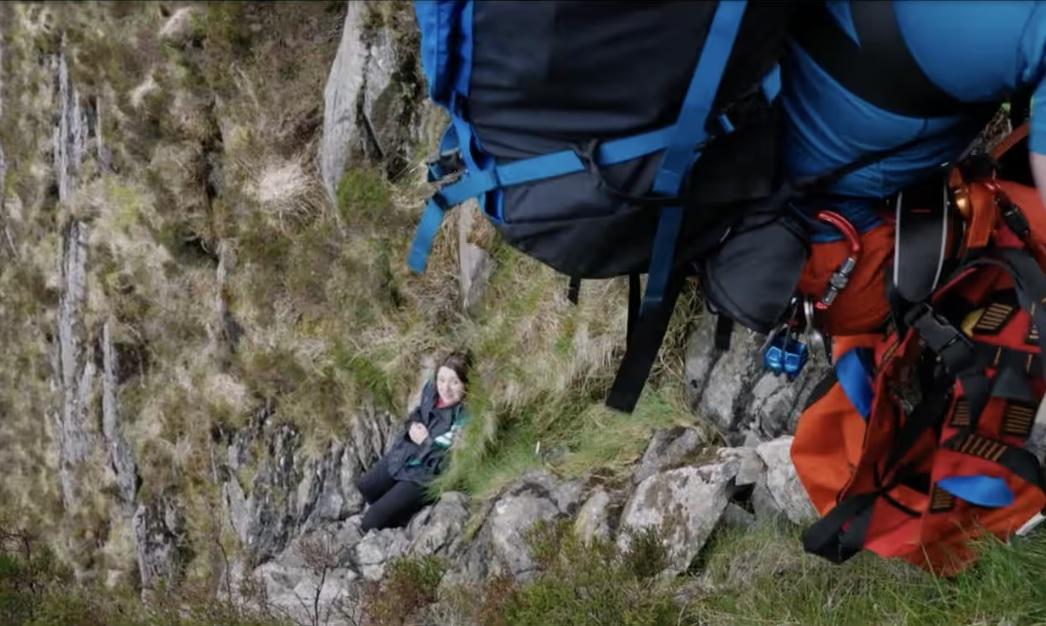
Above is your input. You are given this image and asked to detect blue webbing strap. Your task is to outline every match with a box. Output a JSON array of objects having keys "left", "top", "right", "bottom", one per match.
[
  {"left": 606, "top": 0, "right": 748, "bottom": 413},
  {"left": 642, "top": 0, "right": 748, "bottom": 311},
  {"left": 937, "top": 475, "right": 1014, "bottom": 508},
  {"left": 407, "top": 125, "right": 675, "bottom": 272},
  {"left": 427, "top": 124, "right": 462, "bottom": 182},
  {"left": 836, "top": 348, "right": 874, "bottom": 419}
]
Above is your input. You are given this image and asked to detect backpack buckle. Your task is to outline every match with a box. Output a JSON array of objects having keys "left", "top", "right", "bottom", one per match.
[
  {"left": 427, "top": 148, "right": 465, "bottom": 183},
  {"left": 905, "top": 303, "right": 977, "bottom": 372}
]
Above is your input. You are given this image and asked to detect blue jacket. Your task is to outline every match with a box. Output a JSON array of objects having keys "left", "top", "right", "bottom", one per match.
[{"left": 784, "top": 1, "right": 1046, "bottom": 235}]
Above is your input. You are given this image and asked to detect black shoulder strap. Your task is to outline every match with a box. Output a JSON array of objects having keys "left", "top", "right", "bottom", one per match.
[
  {"left": 627, "top": 273, "right": 641, "bottom": 345},
  {"left": 714, "top": 314, "right": 734, "bottom": 351},
  {"left": 893, "top": 177, "right": 951, "bottom": 302},
  {"left": 801, "top": 492, "right": 878, "bottom": 564},
  {"left": 607, "top": 272, "right": 685, "bottom": 413},
  {"left": 567, "top": 276, "right": 581, "bottom": 305},
  {"left": 792, "top": 1, "right": 968, "bottom": 118}
]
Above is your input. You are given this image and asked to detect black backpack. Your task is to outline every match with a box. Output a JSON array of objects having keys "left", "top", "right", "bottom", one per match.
[{"left": 410, "top": 1, "right": 799, "bottom": 412}]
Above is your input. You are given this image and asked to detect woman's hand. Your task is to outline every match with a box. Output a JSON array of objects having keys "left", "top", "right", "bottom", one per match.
[{"left": 408, "top": 422, "right": 429, "bottom": 445}]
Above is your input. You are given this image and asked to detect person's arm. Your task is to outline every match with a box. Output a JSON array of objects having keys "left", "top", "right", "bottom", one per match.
[
  {"left": 402, "top": 403, "right": 423, "bottom": 439},
  {"left": 1022, "top": 7, "right": 1046, "bottom": 206}
]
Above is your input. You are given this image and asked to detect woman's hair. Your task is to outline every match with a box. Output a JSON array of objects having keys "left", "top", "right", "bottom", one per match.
[{"left": 438, "top": 351, "right": 472, "bottom": 386}]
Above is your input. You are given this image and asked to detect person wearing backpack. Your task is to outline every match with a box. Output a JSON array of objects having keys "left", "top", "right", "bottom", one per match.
[
  {"left": 785, "top": 1, "right": 1046, "bottom": 334},
  {"left": 783, "top": 2, "right": 1046, "bottom": 574},
  {"left": 356, "top": 352, "right": 471, "bottom": 532}
]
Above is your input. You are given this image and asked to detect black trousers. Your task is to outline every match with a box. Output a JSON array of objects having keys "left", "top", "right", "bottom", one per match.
[{"left": 356, "top": 456, "right": 430, "bottom": 532}]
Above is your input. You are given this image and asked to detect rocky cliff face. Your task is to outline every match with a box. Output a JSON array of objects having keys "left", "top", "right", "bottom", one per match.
[{"left": 0, "top": 2, "right": 827, "bottom": 623}]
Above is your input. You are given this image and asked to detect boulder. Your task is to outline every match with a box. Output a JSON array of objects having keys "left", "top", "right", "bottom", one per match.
[
  {"left": 320, "top": 2, "right": 368, "bottom": 200},
  {"left": 408, "top": 492, "right": 470, "bottom": 558},
  {"left": 354, "top": 527, "right": 410, "bottom": 581},
  {"left": 460, "top": 471, "right": 582, "bottom": 582},
  {"left": 684, "top": 310, "right": 830, "bottom": 441},
  {"left": 573, "top": 488, "right": 612, "bottom": 544},
  {"left": 617, "top": 454, "right": 740, "bottom": 576},
  {"left": 633, "top": 426, "right": 706, "bottom": 485},
  {"left": 753, "top": 437, "right": 816, "bottom": 524},
  {"left": 458, "top": 200, "right": 494, "bottom": 313},
  {"left": 158, "top": 7, "right": 200, "bottom": 46}
]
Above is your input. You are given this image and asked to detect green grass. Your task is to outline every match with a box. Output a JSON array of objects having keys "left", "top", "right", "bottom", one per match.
[
  {"left": 423, "top": 518, "right": 1046, "bottom": 626},
  {"left": 686, "top": 521, "right": 1046, "bottom": 626}
]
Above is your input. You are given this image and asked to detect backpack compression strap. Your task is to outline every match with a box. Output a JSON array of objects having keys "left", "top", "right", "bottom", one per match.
[
  {"left": 407, "top": 125, "right": 677, "bottom": 273},
  {"left": 606, "top": 0, "right": 749, "bottom": 413},
  {"left": 641, "top": 0, "right": 748, "bottom": 311}
]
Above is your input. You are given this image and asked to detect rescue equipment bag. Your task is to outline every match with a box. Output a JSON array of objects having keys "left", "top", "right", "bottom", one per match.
[{"left": 792, "top": 124, "right": 1046, "bottom": 575}]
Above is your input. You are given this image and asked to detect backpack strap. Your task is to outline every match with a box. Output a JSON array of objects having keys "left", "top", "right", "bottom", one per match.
[
  {"left": 791, "top": 1, "right": 972, "bottom": 119},
  {"left": 641, "top": 0, "right": 749, "bottom": 311},
  {"left": 714, "top": 314, "right": 734, "bottom": 351},
  {"left": 567, "top": 276, "right": 581, "bottom": 306},
  {"left": 801, "top": 491, "right": 877, "bottom": 564},
  {"left": 603, "top": 0, "right": 748, "bottom": 413},
  {"left": 408, "top": 125, "right": 676, "bottom": 272},
  {"left": 627, "top": 273, "right": 641, "bottom": 345},
  {"left": 606, "top": 273, "right": 686, "bottom": 412}
]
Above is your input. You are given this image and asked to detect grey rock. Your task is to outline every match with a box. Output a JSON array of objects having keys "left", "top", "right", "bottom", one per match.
[
  {"left": 0, "top": 141, "right": 6, "bottom": 205},
  {"left": 297, "top": 441, "right": 356, "bottom": 531},
  {"left": 633, "top": 426, "right": 705, "bottom": 485},
  {"left": 158, "top": 7, "right": 199, "bottom": 45},
  {"left": 408, "top": 492, "right": 470, "bottom": 557},
  {"left": 224, "top": 476, "right": 250, "bottom": 545},
  {"left": 52, "top": 54, "right": 88, "bottom": 205},
  {"left": 133, "top": 497, "right": 185, "bottom": 592},
  {"left": 487, "top": 490, "right": 558, "bottom": 580},
  {"left": 734, "top": 445, "right": 764, "bottom": 487},
  {"left": 254, "top": 558, "right": 361, "bottom": 626},
  {"left": 221, "top": 403, "right": 393, "bottom": 565},
  {"left": 355, "top": 527, "right": 409, "bottom": 581},
  {"left": 720, "top": 503, "right": 757, "bottom": 530},
  {"left": 751, "top": 478, "right": 778, "bottom": 522},
  {"left": 360, "top": 27, "right": 397, "bottom": 160},
  {"left": 320, "top": 3, "right": 422, "bottom": 200},
  {"left": 320, "top": 1, "right": 367, "bottom": 200},
  {"left": 617, "top": 454, "right": 740, "bottom": 577},
  {"left": 244, "top": 423, "right": 303, "bottom": 563},
  {"left": 551, "top": 478, "right": 585, "bottom": 516},
  {"left": 573, "top": 488, "right": 612, "bottom": 544},
  {"left": 462, "top": 471, "right": 579, "bottom": 582},
  {"left": 685, "top": 310, "right": 830, "bottom": 441},
  {"left": 754, "top": 437, "right": 816, "bottom": 524},
  {"left": 101, "top": 322, "right": 138, "bottom": 508},
  {"left": 458, "top": 200, "right": 494, "bottom": 313},
  {"left": 53, "top": 220, "right": 92, "bottom": 508}
]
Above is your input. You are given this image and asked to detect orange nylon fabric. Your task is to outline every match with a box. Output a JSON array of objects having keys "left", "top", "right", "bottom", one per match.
[
  {"left": 793, "top": 167, "right": 1046, "bottom": 575},
  {"left": 798, "top": 222, "right": 895, "bottom": 335}
]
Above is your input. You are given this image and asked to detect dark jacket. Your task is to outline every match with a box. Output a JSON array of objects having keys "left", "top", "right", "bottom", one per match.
[{"left": 383, "top": 382, "right": 468, "bottom": 484}]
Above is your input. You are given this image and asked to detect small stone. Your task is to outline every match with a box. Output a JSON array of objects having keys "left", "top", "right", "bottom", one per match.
[
  {"left": 573, "top": 489, "right": 612, "bottom": 544},
  {"left": 754, "top": 437, "right": 816, "bottom": 524}
]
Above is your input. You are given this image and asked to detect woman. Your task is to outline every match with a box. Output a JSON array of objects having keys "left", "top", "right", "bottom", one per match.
[{"left": 356, "top": 352, "right": 471, "bottom": 532}]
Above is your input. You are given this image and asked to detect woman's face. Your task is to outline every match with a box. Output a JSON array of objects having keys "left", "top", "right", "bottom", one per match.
[{"left": 436, "top": 366, "right": 465, "bottom": 405}]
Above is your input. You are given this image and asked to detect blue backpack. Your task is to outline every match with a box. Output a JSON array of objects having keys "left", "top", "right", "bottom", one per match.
[{"left": 409, "top": 1, "right": 796, "bottom": 412}]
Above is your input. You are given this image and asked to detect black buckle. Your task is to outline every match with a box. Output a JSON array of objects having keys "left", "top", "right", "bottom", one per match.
[
  {"left": 905, "top": 303, "right": 977, "bottom": 372},
  {"left": 999, "top": 197, "right": 1031, "bottom": 240},
  {"left": 426, "top": 148, "right": 465, "bottom": 183}
]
